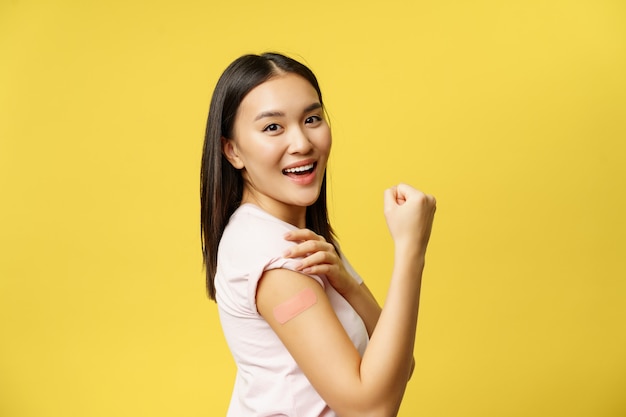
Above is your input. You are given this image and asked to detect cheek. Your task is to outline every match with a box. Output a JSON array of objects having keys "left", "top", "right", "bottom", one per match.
[
  {"left": 253, "top": 142, "right": 285, "bottom": 162},
  {"left": 316, "top": 128, "right": 332, "bottom": 155},
  {"left": 239, "top": 134, "right": 283, "bottom": 163}
]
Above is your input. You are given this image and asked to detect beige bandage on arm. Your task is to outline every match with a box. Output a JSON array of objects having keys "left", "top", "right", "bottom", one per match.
[{"left": 273, "top": 287, "right": 318, "bottom": 324}]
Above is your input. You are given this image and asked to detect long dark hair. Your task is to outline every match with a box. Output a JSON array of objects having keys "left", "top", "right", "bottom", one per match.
[{"left": 201, "top": 53, "right": 335, "bottom": 300}]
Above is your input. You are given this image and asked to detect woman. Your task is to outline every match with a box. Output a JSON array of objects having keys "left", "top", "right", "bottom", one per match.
[{"left": 201, "top": 52, "right": 436, "bottom": 417}]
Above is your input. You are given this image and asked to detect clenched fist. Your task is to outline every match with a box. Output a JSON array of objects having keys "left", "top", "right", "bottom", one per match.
[{"left": 384, "top": 184, "right": 436, "bottom": 257}]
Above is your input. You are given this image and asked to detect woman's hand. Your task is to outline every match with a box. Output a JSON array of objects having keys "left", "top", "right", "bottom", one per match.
[
  {"left": 384, "top": 183, "right": 437, "bottom": 257},
  {"left": 283, "top": 229, "right": 359, "bottom": 297}
]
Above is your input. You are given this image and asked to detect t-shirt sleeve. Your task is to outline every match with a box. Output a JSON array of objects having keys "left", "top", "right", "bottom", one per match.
[{"left": 217, "top": 205, "right": 365, "bottom": 318}]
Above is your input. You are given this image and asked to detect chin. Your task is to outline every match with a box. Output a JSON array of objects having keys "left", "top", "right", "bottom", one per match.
[{"left": 292, "top": 193, "right": 322, "bottom": 208}]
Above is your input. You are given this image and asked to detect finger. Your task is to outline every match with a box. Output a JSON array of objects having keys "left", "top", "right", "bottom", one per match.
[
  {"left": 301, "top": 263, "right": 336, "bottom": 276},
  {"left": 384, "top": 186, "right": 397, "bottom": 213},
  {"left": 284, "top": 228, "right": 323, "bottom": 242},
  {"left": 397, "top": 184, "right": 435, "bottom": 207},
  {"left": 395, "top": 183, "right": 418, "bottom": 204},
  {"left": 297, "top": 251, "right": 336, "bottom": 271},
  {"left": 286, "top": 240, "right": 334, "bottom": 259},
  {"left": 395, "top": 183, "right": 412, "bottom": 194}
]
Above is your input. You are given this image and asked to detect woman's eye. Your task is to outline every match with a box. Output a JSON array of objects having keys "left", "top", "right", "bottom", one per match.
[
  {"left": 263, "top": 123, "right": 281, "bottom": 132},
  {"left": 305, "top": 115, "right": 321, "bottom": 124}
]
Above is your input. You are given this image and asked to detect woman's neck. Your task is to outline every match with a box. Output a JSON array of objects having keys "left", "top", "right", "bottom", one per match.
[{"left": 241, "top": 189, "right": 307, "bottom": 228}]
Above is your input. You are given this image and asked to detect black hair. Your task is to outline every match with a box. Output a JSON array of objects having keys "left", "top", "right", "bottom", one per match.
[{"left": 200, "top": 53, "right": 334, "bottom": 300}]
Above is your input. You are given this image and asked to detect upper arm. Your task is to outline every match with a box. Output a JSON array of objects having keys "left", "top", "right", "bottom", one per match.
[{"left": 256, "top": 268, "right": 365, "bottom": 414}]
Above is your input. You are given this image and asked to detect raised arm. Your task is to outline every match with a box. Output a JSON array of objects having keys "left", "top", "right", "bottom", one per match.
[{"left": 257, "top": 184, "right": 436, "bottom": 416}]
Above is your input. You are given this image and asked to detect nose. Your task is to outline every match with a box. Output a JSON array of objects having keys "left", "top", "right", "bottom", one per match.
[{"left": 287, "top": 126, "right": 313, "bottom": 154}]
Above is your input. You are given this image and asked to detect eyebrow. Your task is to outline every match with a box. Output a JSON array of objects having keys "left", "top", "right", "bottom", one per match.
[{"left": 254, "top": 102, "right": 322, "bottom": 121}]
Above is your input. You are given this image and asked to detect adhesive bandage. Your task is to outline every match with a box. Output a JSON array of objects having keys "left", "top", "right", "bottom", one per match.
[{"left": 273, "top": 287, "right": 318, "bottom": 324}]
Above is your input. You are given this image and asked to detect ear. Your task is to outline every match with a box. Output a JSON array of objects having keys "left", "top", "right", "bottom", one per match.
[{"left": 221, "top": 137, "right": 244, "bottom": 169}]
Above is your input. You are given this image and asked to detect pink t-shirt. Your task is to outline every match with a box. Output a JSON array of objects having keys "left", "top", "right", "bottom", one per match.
[{"left": 215, "top": 204, "right": 369, "bottom": 416}]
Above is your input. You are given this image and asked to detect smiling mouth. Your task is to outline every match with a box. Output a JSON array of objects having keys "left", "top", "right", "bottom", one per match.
[{"left": 282, "top": 162, "right": 316, "bottom": 176}]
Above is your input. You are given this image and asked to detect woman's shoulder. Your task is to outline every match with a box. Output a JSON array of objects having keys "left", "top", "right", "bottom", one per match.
[
  {"left": 216, "top": 204, "right": 311, "bottom": 299},
  {"left": 220, "top": 204, "right": 294, "bottom": 254}
]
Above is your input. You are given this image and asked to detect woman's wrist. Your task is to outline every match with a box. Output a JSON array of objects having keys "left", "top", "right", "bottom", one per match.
[
  {"left": 336, "top": 275, "right": 363, "bottom": 300},
  {"left": 394, "top": 244, "right": 426, "bottom": 268}
]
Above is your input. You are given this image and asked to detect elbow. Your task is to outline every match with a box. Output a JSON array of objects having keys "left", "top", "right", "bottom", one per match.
[
  {"left": 342, "top": 405, "right": 401, "bottom": 417},
  {"left": 407, "top": 356, "right": 416, "bottom": 381},
  {"left": 329, "top": 366, "right": 413, "bottom": 417},
  {"left": 334, "top": 396, "right": 402, "bottom": 417}
]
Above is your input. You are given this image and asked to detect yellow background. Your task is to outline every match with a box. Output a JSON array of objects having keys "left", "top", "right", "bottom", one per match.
[{"left": 1, "top": 0, "right": 625, "bottom": 415}]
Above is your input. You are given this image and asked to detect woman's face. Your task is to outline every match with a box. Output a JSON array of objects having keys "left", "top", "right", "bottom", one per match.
[{"left": 223, "top": 73, "right": 332, "bottom": 223}]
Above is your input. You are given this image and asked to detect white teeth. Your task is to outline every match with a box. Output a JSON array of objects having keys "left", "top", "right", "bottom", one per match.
[{"left": 284, "top": 163, "right": 314, "bottom": 173}]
